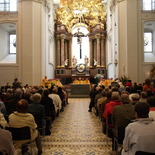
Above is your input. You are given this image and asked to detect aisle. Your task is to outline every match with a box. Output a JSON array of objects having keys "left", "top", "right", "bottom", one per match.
[{"left": 42, "top": 98, "right": 111, "bottom": 155}]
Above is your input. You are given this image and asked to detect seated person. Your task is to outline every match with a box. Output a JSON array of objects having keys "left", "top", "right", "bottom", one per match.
[
  {"left": 6, "top": 88, "right": 24, "bottom": 115},
  {"left": 0, "top": 126, "right": 15, "bottom": 155},
  {"left": 147, "top": 96, "right": 155, "bottom": 120},
  {"left": 0, "top": 102, "right": 8, "bottom": 128},
  {"left": 129, "top": 93, "right": 140, "bottom": 105},
  {"left": 49, "top": 86, "right": 62, "bottom": 116},
  {"left": 122, "top": 102, "right": 155, "bottom": 155},
  {"left": 28, "top": 93, "right": 45, "bottom": 135},
  {"left": 0, "top": 113, "right": 7, "bottom": 129},
  {"left": 41, "top": 89, "right": 55, "bottom": 135},
  {"left": 9, "top": 99, "right": 42, "bottom": 155},
  {"left": 103, "top": 91, "right": 122, "bottom": 122},
  {"left": 112, "top": 94, "right": 135, "bottom": 152},
  {"left": 0, "top": 92, "right": 7, "bottom": 115}
]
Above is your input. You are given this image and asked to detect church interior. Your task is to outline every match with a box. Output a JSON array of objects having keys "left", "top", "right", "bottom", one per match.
[{"left": 0, "top": 0, "right": 155, "bottom": 155}]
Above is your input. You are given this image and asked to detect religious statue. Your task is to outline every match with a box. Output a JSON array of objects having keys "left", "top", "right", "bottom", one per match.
[
  {"left": 94, "top": 59, "right": 97, "bottom": 67},
  {"left": 84, "top": 55, "right": 89, "bottom": 67},
  {"left": 72, "top": 56, "right": 77, "bottom": 67},
  {"left": 64, "top": 59, "right": 68, "bottom": 67}
]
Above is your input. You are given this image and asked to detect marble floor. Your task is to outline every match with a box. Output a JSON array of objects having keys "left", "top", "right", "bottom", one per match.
[{"left": 41, "top": 98, "right": 112, "bottom": 155}]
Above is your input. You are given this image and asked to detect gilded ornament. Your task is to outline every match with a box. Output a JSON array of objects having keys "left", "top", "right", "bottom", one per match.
[{"left": 55, "top": 0, "right": 107, "bottom": 32}]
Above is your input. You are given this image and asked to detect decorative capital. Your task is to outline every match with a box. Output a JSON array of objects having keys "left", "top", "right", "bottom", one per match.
[{"left": 109, "top": 0, "right": 118, "bottom": 13}]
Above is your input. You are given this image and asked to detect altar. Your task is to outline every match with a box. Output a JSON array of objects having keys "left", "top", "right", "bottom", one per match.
[{"left": 71, "top": 84, "right": 90, "bottom": 97}]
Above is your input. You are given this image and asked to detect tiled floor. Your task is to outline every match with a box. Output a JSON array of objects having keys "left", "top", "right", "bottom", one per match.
[{"left": 41, "top": 98, "right": 112, "bottom": 155}]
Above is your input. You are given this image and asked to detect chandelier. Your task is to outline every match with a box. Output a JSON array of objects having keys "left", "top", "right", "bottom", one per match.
[{"left": 55, "top": 0, "right": 107, "bottom": 32}]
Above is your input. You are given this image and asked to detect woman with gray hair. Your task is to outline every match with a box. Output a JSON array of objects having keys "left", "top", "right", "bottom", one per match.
[
  {"left": 129, "top": 93, "right": 140, "bottom": 105},
  {"left": 28, "top": 93, "right": 45, "bottom": 135}
]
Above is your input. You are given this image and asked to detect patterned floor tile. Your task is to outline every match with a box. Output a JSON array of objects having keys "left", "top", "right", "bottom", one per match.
[{"left": 41, "top": 98, "right": 112, "bottom": 155}]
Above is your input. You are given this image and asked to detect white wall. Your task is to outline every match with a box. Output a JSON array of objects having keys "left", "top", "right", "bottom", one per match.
[
  {"left": 32, "top": 1, "right": 42, "bottom": 85},
  {"left": 41, "top": 2, "right": 55, "bottom": 80},
  {"left": 19, "top": 1, "right": 33, "bottom": 85},
  {"left": 0, "top": 66, "right": 18, "bottom": 86},
  {"left": 118, "top": 1, "right": 127, "bottom": 77},
  {"left": 0, "top": 28, "right": 9, "bottom": 60},
  {"left": 126, "top": 0, "right": 138, "bottom": 82}
]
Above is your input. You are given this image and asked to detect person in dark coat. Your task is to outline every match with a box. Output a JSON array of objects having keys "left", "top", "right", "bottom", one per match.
[{"left": 41, "top": 89, "right": 55, "bottom": 135}]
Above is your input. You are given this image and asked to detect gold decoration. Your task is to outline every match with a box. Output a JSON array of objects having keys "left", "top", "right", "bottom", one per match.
[{"left": 55, "top": 0, "right": 106, "bottom": 32}]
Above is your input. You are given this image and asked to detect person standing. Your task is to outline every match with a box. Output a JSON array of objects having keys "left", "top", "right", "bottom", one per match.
[{"left": 12, "top": 78, "right": 21, "bottom": 90}]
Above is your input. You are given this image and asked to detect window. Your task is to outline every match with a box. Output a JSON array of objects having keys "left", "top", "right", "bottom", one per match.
[
  {"left": 0, "top": 0, "right": 10, "bottom": 11},
  {"left": 10, "top": 34, "right": 16, "bottom": 54},
  {"left": 0, "top": 0, "right": 17, "bottom": 11},
  {"left": 143, "top": 0, "right": 155, "bottom": 10},
  {"left": 144, "top": 32, "right": 152, "bottom": 52}
]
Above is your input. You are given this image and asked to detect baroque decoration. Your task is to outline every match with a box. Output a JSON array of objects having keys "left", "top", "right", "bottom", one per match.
[{"left": 55, "top": 0, "right": 107, "bottom": 32}]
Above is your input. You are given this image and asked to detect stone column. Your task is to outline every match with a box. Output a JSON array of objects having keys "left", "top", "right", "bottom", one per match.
[
  {"left": 64, "top": 40, "right": 68, "bottom": 61},
  {"left": 89, "top": 38, "right": 93, "bottom": 67},
  {"left": 69, "top": 39, "right": 72, "bottom": 67},
  {"left": 101, "top": 35, "right": 105, "bottom": 66},
  {"left": 56, "top": 38, "right": 61, "bottom": 67},
  {"left": 94, "top": 40, "right": 97, "bottom": 63},
  {"left": 96, "top": 35, "right": 101, "bottom": 67},
  {"left": 61, "top": 36, "right": 65, "bottom": 67}
]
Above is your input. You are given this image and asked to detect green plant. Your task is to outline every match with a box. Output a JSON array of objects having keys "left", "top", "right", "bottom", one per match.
[{"left": 119, "top": 75, "right": 129, "bottom": 85}]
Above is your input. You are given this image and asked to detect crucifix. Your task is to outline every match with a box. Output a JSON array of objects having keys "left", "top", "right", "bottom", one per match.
[{"left": 74, "top": 28, "right": 86, "bottom": 59}]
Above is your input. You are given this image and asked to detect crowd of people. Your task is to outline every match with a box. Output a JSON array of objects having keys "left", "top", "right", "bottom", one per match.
[
  {"left": 0, "top": 78, "right": 69, "bottom": 155},
  {"left": 88, "top": 78, "right": 155, "bottom": 155},
  {"left": 1, "top": 77, "right": 155, "bottom": 154}
]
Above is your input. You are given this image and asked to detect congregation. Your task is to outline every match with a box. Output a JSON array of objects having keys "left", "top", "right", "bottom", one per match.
[
  {"left": 88, "top": 78, "right": 155, "bottom": 155},
  {"left": 0, "top": 78, "right": 68, "bottom": 155},
  {"left": 0, "top": 78, "right": 155, "bottom": 154}
]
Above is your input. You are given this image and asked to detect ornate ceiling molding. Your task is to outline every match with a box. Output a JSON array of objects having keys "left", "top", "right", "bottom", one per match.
[{"left": 55, "top": 0, "right": 106, "bottom": 32}]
